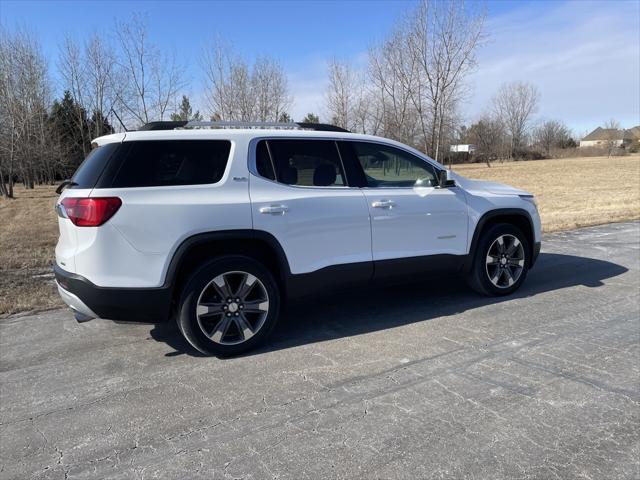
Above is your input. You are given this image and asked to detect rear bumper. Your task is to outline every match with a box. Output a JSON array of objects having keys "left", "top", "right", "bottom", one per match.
[{"left": 54, "top": 264, "right": 171, "bottom": 323}]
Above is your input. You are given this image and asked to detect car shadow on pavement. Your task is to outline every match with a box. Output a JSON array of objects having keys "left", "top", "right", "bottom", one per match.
[{"left": 149, "top": 252, "right": 628, "bottom": 357}]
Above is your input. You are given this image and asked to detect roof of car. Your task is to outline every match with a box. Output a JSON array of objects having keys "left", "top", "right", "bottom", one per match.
[
  {"left": 91, "top": 126, "right": 439, "bottom": 167},
  {"left": 94, "top": 128, "right": 400, "bottom": 147}
]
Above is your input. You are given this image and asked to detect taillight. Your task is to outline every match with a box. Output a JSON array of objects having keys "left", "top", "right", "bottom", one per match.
[{"left": 60, "top": 197, "right": 122, "bottom": 227}]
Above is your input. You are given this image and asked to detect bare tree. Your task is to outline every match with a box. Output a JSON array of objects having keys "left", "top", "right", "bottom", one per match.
[
  {"left": 534, "top": 119, "right": 572, "bottom": 156},
  {"left": 84, "top": 34, "right": 120, "bottom": 136},
  {"left": 468, "top": 114, "right": 507, "bottom": 166},
  {"left": 252, "top": 56, "right": 291, "bottom": 122},
  {"left": 0, "top": 28, "right": 58, "bottom": 196},
  {"left": 202, "top": 39, "right": 292, "bottom": 122},
  {"left": 325, "top": 58, "right": 360, "bottom": 131},
  {"left": 408, "top": 0, "right": 485, "bottom": 161},
  {"left": 603, "top": 118, "right": 622, "bottom": 157},
  {"left": 115, "top": 16, "right": 184, "bottom": 127},
  {"left": 369, "top": 31, "right": 420, "bottom": 145},
  {"left": 58, "top": 36, "right": 90, "bottom": 157},
  {"left": 492, "top": 81, "right": 540, "bottom": 158}
]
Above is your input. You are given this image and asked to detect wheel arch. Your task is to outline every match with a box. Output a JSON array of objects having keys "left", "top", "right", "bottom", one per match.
[
  {"left": 163, "top": 230, "right": 292, "bottom": 310},
  {"left": 466, "top": 209, "right": 535, "bottom": 272}
]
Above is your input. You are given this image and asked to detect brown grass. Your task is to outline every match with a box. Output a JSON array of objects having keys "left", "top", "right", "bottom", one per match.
[
  {"left": 0, "top": 186, "right": 62, "bottom": 315},
  {"left": 1, "top": 155, "right": 638, "bottom": 316},
  {"left": 453, "top": 155, "right": 640, "bottom": 232}
]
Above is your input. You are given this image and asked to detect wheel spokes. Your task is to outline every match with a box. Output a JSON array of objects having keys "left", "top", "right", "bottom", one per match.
[
  {"left": 235, "top": 273, "right": 257, "bottom": 299},
  {"left": 485, "top": 234, "right": 526, "bottom": 289},
  {"left": 486, "top": 254, "right": 500, "bottom": 266},
  {"left": 196, "top": 302, "right": 225, "bottom": 317},
  {"left": 196, "top": 270, "right": 271, "bottom": 346},
  {"left": 243, "top": 299, "right": 269, "bottom": 314},
  {"left": 212, "top": 274, "right": 232, "bottom": 298},
  {"left": 210, "top": 316, "right": 233, "bottom": 342},
  {"left": 235, "top": 313, "right": 255, "bottom": 341}
]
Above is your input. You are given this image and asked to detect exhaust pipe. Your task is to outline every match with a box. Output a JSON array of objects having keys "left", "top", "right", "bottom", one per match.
[{"left": 73, "top": 310, "right": 94, "bottom": 323}]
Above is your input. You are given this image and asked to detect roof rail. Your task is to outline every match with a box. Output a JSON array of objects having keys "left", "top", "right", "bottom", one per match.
[
  {"left": 138, "top": 121, "right": 188, "bottom": 131},
  {"left": 137, "top": 120, "right": 350, "bottom": 133}
]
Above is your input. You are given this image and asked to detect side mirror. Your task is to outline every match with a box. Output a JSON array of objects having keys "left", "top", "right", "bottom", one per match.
[{"left": 437, "top": 170, "right": 456, "bottom": 188}]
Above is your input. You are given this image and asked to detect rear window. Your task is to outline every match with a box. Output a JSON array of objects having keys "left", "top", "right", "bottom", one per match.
[
  {"left": 71, "top": 143, "right": 120, "bottom": 189},
  {"left": 111, "top": 140, "right": 231, "bottom": 188}
]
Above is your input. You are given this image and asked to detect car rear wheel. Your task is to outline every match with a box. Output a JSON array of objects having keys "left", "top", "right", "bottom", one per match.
[
  {"left": 467, "top": 223, "right": 530, "bottom": 296},
  {"left": 177, "top": 256, "right": 280, "bottom": 356}
]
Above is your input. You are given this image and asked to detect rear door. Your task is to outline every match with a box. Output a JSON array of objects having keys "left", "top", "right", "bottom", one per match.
[
  {"left": 249, "top": 138, "right": 372, "bottom": 282},
  {"left": 342, "top": 141, "right": 468, "bottom": 273}
]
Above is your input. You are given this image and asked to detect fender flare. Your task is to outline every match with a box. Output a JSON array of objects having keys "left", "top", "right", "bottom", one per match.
[
  {"left": 465, "top": 208, "right": 536, "bottom": 272},
  {"left": 161, "top": 229, "right": 292, "bottom": 290}
]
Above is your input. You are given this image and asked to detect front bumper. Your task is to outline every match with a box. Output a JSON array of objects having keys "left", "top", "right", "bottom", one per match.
[{"left": 54, "top": 264, "right": 172, "bottom": 323}]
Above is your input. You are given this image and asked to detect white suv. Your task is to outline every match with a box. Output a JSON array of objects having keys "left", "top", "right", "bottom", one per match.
[{"left": 54, "top": 121, "right": 541, "bottom": 356}]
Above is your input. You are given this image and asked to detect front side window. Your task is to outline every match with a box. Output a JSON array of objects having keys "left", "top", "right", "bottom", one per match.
[
  {"left": 111, "top": 140, "right": 231, "bottom": 188},
  {"left": 350, "top": 141, "right": 437, "bottom": 188},
  {"left": 260, "top": 139, "right": 346, "bottom": 187}
]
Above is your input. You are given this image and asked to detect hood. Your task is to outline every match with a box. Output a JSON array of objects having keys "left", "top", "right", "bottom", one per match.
[{"left": 450, "top": 173, "right": 532, "bottom": 196}]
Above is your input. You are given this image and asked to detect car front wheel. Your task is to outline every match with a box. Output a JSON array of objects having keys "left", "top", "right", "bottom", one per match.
[
  {"left": 467, "top": 223, "right": 530, "bottom": 296},
  {"left": 177, "top": 256, "right": 280, "bottom": 356}
]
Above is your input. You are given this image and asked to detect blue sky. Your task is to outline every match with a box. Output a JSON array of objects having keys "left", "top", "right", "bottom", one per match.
[{"left": 2, "top": 0, "right": 639, "bottom": 134}]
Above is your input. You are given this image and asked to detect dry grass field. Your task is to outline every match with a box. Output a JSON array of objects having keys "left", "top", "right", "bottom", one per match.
[
  {"left": 453, "top": 155, "right": 640, "bottom": 231},
  {"left": 1, "top": 154, "right": 638, "bottom": 316}
]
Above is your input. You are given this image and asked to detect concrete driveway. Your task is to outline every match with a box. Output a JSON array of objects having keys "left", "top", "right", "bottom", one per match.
[{"left": 1, "top": 222, "right": 639, "bottom": 479}]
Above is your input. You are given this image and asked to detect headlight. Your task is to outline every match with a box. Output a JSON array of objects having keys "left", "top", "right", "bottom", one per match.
[{"left": 519, "top": 195, "right": 538, "bottom": 210}]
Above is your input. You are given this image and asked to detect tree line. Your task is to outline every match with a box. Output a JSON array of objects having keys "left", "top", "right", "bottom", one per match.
[{"left": 0, "top": 1, "right": 585, "bottom": 198}]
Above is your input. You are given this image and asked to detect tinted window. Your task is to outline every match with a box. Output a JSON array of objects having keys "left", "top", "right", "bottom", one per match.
[
  {"left": 351, "top": 142, "right": 437, "bottom": 188},
  {"left": 112, "top": 140, "right": 231, "bottom": 188},
  {"left": 256, "top": 140, "right": 275, "bottom": 181},
  {"left": 267, "top": 139, "right": 346, "bottom": 187},
  {"left": 71, "top": 143, "right": 120, "bottom": 189}
]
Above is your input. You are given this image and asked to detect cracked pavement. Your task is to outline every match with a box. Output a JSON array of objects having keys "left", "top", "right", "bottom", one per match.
[{"left": 1, "top": 222, "right": 639, "bottom": 479}]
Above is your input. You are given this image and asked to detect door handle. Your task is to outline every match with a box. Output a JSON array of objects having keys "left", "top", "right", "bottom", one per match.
[
  {"left": 371, "top": 199, "right": 396, "bottom": 209},
  {"left": 259, "top": 204, "right": 289, "bottom": 215}
]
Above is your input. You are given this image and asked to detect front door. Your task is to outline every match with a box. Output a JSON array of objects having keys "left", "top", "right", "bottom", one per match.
[{"left": 344, "top": 141, "right": 468, "bottom": 273}]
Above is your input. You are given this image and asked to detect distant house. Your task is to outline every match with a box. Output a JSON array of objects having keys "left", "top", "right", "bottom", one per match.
[
  {"left": 580, "top": 126, "right": 640, "bottom": 148},
  {"left": 450, "top": 144, "right": 475, "bottom": 153}
]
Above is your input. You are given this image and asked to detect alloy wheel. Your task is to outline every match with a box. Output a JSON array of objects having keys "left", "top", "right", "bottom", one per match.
[
  {"left": 195, "top": 271, "right": 270, "bottom": 345},
  {"left": 485, "top": 234, "right": 526, "bottom": 288}
]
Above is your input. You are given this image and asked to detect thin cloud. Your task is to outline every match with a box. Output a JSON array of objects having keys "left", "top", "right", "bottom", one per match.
[{"left": 466, "top": 1, "right": 640, "bottom": 134}]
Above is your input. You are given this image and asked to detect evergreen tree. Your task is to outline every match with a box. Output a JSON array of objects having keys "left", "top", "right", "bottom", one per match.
[
  {"left": 50, "top": 91, "right": 92, "bottom": 171},
  {"left": 278, "top": 112, "right": 292, "bottom": 123},
  {"left": 171, "top": 95, "right": 202, "bottom": 121},
  {"left": 302, "top": 112, "right": 320, "bottom": 124}
]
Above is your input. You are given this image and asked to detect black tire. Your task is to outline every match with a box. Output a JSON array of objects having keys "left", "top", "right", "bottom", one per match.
[
  {"left": 467, "top": 223, "right": 530, "bottom": 296},
  {"left": 176, "top": 255, "right": 280, "bottom": 356}
]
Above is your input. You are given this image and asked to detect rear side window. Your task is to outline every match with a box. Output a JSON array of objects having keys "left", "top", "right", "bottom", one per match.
[
  {"left": 111, "top": 140, "right": 231, "bottom": 188},
  {"left": 256, "top": 140, "right": 275, "bottom": 181},
  {"left": 263, "top": 139, "right": 346, "bottom": 187},
  {"left": 71, "top": 143, "right": 120, "bottom": 189}
]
